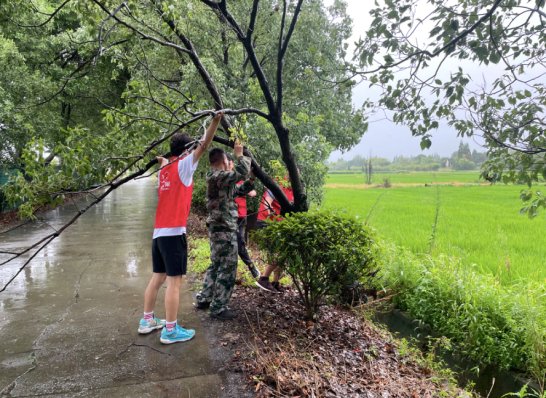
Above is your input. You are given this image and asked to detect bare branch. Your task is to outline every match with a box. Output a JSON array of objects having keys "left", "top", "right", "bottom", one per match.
[
  {"left": 247, "top": 0, "right": 260, "bottom": 37},
  {"left": 276, "top": 0, "right": 287, "bottom": 113},
  {"left": 279, "top": 0, "right": 304, "bottom": 62},
  {"left": 1, "top": 236, "right": 56, "bottom": 293},
  {"left": 92, "top": 0, "right": 192, "bottom": 55},
  {"left": 201, "top": 1, "right": 278, "bottom": 117}
]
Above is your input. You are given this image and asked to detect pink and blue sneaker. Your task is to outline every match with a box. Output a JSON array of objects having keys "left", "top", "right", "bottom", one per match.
[
  {"left": 160, "top": 324, "right": 196, "bottom": 344},
  {"left": 137, "top": 316, "right": 166, "bottom": 334}
]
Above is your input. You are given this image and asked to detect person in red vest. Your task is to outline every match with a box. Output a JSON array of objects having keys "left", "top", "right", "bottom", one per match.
[
  {"left": 229, "top": 156, "right": 261, "bottom": 279},
  {"left": 255, "top": 179, "right": 294, "bottom": 293},
  {"left": 137, "top": 112, "right": 222, "bottom": 344}
]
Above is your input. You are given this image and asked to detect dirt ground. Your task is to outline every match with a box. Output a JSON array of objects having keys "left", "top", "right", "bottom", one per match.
[
  {"left": 193, "top": 283, "right": 469, "bottom": 397},
  {"left": 185, "top": 209, "right": 468, "bottom": 397},
  {"left": 0, "top": 209, "right": 23, "bottom": 232}
]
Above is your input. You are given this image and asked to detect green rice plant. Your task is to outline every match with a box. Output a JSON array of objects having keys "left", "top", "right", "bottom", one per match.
[
  {"left": 324, "top": 183, "right": 546, "bottom": 284},
  {"left": 326, "top": 171, "right": 482, "bottom": 185},
  {"left": 428, "top": 186, "right": 441, "bottom": 254},
  {"left": 325, "top": 187, "right": 437, "bottom": 253}
]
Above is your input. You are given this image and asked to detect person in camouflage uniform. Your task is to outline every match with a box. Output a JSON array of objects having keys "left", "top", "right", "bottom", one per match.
[{"left": 195, "top": 141, "right": 251, "bottom": 320}]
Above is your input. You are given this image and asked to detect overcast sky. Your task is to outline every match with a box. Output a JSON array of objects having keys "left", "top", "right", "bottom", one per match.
[{"left": 325, "top": 0, "right": 485, "bottom": 161}]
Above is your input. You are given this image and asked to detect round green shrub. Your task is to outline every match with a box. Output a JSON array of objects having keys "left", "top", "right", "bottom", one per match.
[{"left": 255, "top": 210, "right": 380, "bottom": 320}]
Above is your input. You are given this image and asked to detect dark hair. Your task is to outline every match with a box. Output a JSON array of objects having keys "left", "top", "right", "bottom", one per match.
[
  {"left": 170, "top": 133, "right": 192, "bottom": 156},
  {"left": 226, "top": 153, "right": 234, "bottom": 162},
  {"left": 209, "top": 148, "right": 226, "bottom": 165}
]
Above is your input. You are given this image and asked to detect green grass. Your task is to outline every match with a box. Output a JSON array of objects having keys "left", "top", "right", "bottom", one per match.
[
  {"left": 188, "top": 237, "right": 267, "bottom": 287},
  {"left": 326, "top": 171, "right": 482, "bottom": 185},
  {"left": 323, "top": 174, "right": 546, "bottom": 285},
  {"left": 325, "top": 174, "right": 546, "bottom": 386},
  {"left": 379, "top": 243, "right": 546, "bottom": 382}
]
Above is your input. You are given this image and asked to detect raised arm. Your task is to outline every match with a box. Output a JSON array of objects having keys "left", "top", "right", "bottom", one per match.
[
  {"left": 192, "top": 112, "right": 223, "bottom": 163},
  {"left": 215, "top": 141, "right": 251, "bottom": 187},
  {"left": 235, "top": 179, "right": 255, "bottom": 197}
]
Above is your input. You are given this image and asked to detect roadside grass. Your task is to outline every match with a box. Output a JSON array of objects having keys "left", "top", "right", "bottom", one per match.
[
  {"left": 188, "top": 237, "right": 210, "bottom": 273},
  {"left": 187, "top": 237, "right": 270, "bottom": 287},
  {"left": 378, "top": 243, "right": 546, "bottom": 390}
]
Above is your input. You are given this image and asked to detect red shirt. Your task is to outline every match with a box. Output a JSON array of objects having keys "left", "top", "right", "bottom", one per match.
[
  {"left": 235, "top": 181, "right": 247, "bottom": 218},
  {"left": 257, "top": 186, "right": 294, "bottom": 221}
]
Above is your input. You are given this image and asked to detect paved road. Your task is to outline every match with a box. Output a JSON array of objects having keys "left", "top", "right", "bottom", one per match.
[{"left": 0, "top": 179, "right": 224, "bottom": 397}]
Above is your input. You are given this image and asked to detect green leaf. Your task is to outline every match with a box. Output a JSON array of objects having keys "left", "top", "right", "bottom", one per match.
[{"left": 420, "top": 137, "right": 432, "bottom": 149}]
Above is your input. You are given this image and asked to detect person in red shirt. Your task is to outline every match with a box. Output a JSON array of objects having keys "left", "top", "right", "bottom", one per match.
[
  {"left": 137, "top": 113, "right": 222, "bottom": 344},
  {"left": 255, "top": 180, "right": 294, "bottom": 293}
]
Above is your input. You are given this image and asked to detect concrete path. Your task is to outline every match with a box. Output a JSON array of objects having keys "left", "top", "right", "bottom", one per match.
[{"left": 0, "top": 180, "right": 225, "bottom": 397}]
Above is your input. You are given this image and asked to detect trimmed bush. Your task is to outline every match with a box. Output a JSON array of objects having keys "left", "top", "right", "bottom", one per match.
[{"left": 255, "top": 210, "right": 380, "bottom": 320}]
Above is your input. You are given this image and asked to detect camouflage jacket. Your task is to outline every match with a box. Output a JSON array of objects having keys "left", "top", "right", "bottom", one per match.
[{"left": 206, "top": 156, "right": 251, "bottom": 231}]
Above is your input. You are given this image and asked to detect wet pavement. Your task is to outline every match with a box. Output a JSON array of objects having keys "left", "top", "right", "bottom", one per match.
[{"left": 0, "top": 179, "right": 224, "bottom": 397}]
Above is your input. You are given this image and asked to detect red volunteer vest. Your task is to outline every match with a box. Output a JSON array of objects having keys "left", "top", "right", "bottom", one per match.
[
  {"left": 235, "top": 180, "right": 247, "bottom": 218},
  {"left": 154, "top": 157, "right": 193, "bottom": 229},
  {"left": 257, "top": 186, "right": 294, "bottom": 221}
]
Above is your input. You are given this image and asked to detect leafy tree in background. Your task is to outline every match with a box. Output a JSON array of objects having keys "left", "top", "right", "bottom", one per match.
[
  {"left": 456, "top": 142, "right": 472, "bottom": 161},
  {"left": 356, "top": 0, "right": 546, "bottom": 216},
  {"left": 1, "top": 0, "right": 366, "bottom": 217},
  {"left": 0, "top": 1, "right": 127, "bottom": 167},
  {"left": 0, "top": 1, "right": 129, "bottom": 215}
]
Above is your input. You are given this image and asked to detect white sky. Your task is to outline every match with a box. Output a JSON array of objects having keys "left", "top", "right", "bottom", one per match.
[{"left": 325, "top": 0, "right": 485, "bottom": 161}]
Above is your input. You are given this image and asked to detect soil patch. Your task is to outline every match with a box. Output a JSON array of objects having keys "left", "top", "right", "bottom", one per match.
[
  {"left": 196, "top": 284, "right": 468, "bottom": 397},
  {"left": 0, "top": 209, "right": 24, "bottom": 233}
]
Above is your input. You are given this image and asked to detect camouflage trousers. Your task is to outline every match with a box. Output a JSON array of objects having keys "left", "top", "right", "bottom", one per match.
[{"left": 197, "top": 230, "right": 238, "bottom": 315}]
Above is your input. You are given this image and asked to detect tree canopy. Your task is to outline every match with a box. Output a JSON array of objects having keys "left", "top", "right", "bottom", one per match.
[
  {"left": 0, "top": 0, "right": 366, "bottom": 217},
  {"left": 355, "top": 0, "right": 545, "bottom": 216}
]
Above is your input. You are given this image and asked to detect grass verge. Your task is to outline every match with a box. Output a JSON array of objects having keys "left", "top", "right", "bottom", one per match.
[{"left": 379, "top": 243, "right": 546, "bottom": 392}]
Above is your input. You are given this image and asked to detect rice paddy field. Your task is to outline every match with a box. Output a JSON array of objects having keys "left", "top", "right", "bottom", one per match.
[{"left": 322, "top": 171, "right": 546, "bottom": 285}]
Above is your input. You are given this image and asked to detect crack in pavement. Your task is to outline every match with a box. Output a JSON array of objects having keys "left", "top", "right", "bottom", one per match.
[
  {"left": 0, "top": 352, "right": 37, "bottom": 397},
  {"left": 116, "top": 341, "right": 173, "bottom": 358}
]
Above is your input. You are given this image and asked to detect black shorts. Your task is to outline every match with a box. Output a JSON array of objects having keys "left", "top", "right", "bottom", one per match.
[{"left": 151, "top": 235, "right": 187, "bottom": 276}]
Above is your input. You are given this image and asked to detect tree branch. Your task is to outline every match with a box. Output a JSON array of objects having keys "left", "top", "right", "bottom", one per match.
[
  {"left": 276, "top": 0, "right": 303, "bottom": 113},
  {"left": 15, "top": 0, "right": 72, "bottom": 28},
  {"left": 0, "top": 111, "right": 216, "bottom": 291},
  {"left": 247, "top": 0, "right": 260, "bottom": 38},
  {"left": 91, "top": 0, "right": 192, "bottom": 55},
  {"left": 201, "top": 1, "right": 278, "bottom": 118},
  {"left": 358, "top": 0, "right": 503, "bottom": 75}
]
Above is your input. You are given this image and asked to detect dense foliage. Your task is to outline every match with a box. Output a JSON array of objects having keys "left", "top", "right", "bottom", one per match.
[
  {"left": 255, "top": 210, "right": 380, "bottom": 320},
  {"left": 0, "top": 0, "right": 367, "bottom": 218},
  {"left": 357, "top": 0, "right": 546, "bottom": 215},
  {"left": 380, "top": 243, "right": 546, "bottom": 388},
  {"left": 329, "top": 142, "right": 488, "bottom": 173}
]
